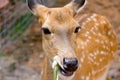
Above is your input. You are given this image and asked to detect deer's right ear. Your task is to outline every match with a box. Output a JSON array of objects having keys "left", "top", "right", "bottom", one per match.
[
  {"left": 27, "top": 0, "right": 48, "bottom": 16},
  {"left": 65, "top": 0, "right": 87, "bottom": 15}
]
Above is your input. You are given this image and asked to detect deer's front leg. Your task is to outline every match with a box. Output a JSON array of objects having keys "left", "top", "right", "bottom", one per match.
[{"left": 40, "top": 57, "right": 47, "bottom": 80}]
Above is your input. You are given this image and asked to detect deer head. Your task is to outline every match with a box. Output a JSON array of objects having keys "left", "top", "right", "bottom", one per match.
[{"left": 27, "top": 0, "right": 87, "bottom": 78}]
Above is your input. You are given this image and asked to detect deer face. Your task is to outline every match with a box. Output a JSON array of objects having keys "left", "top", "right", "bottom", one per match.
[{"left": 27, "top": 0, "right": 86, "bottom": 77}]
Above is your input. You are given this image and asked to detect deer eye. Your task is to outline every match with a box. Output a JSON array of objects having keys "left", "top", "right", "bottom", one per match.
[
  {"left": 42, "top": 28, "right": 51, "bottom": 35},
  {"left": 74, "top": 26, "right": 81, "bottom": 33}
]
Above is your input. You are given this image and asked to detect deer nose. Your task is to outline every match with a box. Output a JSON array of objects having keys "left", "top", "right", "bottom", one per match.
[{"left": 63, "top": 58, "right": 78, "bottom": 72}]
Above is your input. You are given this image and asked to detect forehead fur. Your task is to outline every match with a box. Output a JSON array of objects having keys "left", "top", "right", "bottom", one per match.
[
  {"left": 42, "top": 8, "right": 79, "bottom": 33},
  {"left": 48, "top": 8, "right": 74, "bottom": 24}
]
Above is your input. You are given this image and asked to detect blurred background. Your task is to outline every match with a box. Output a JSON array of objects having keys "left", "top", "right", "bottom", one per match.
[{"left": 0, "top": 0, "right": 120, "bottom": 80}]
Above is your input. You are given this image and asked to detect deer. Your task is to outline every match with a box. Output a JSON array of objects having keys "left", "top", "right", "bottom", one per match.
[{"left": 27, "top": 0, "right": 117, "bottom": 80}]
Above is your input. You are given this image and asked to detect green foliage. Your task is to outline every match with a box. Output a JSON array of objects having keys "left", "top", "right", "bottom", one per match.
[
  {"left": 53, "top": 61, "right": 59, "bottom": 80},
  {"left": 18, "top": 0, "right": 26, "bottom": 3},
  {"left": 21, "top": 0, "right": 26, "bottom": 2},
  {"left": 10, "top": 13, "right": 33, "bottom": 40},
  {"left": 0, "top": 52, "right": 5, "bottom": 58}
]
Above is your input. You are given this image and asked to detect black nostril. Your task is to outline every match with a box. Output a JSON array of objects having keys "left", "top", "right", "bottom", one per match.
[{"left": 63, "top": 58, "right": 78, "bottom": 72}]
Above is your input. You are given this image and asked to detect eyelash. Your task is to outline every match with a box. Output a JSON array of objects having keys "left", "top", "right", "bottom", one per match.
[
  {"left": 42, "top": 26, "right": 81, "bottom": 35},
  {"left": 74, "top": 26, "right": 81, "bottom": 33},
  {"left": 42, "top": 28, "right": 51, "bottom": 35}
]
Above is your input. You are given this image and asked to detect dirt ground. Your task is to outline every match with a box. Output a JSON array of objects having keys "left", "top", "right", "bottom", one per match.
[{"left": 0, "top": 0, "right": 120, "bottom": 80}]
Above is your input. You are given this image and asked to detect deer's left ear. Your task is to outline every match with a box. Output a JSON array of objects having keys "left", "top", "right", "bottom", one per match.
[{"left": 65, "top": 0, "right": 87, "bottom": 15}]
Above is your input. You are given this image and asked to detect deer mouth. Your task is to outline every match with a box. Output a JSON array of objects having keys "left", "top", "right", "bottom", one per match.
[
  {"left": 59, "top": 65, "right": 74, "bottom": 76},
  {"left": 53, "top": 56, "right": 76, "bottom": 77}
]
